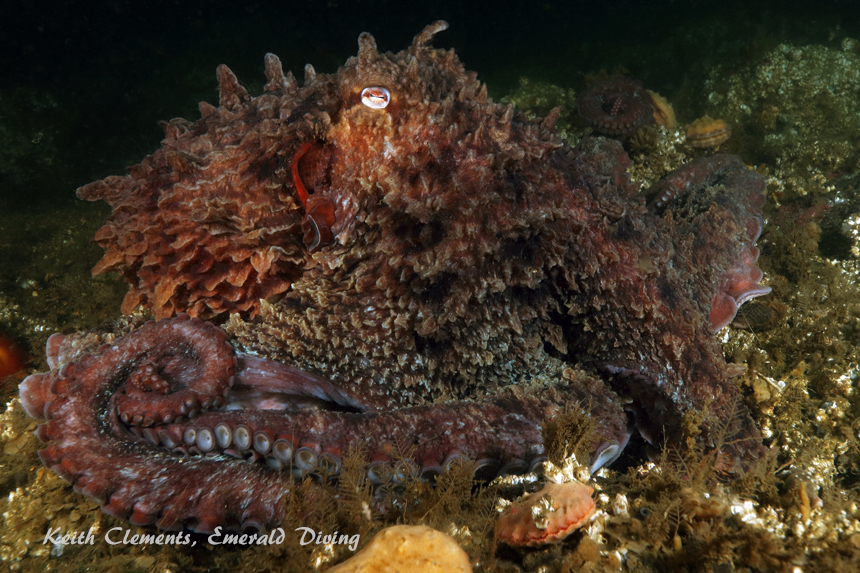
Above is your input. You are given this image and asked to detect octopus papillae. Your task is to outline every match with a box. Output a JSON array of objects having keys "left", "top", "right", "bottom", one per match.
[{"left": 19, "top": 21, "right": 770, "bottom": 534}]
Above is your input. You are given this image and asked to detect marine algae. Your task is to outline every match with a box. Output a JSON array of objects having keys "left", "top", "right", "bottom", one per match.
[{"left": 3, "top": 31, "right": 860, "bottom": 573}]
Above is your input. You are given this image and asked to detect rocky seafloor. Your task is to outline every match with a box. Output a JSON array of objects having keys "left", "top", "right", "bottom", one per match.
[{"left": 2, "top": 18, "right": 860, "bottom": 573}]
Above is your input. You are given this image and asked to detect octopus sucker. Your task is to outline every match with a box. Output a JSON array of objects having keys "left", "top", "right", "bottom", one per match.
[
  {"left": 21, "top": 316, "right": 628, "bottom": 532},
  {"left": 22, "top": 21, "right": 770, "bottom": 533}
]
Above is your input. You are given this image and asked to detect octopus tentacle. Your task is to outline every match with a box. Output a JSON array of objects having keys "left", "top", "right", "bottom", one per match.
[
  {"left": 112, "top": 314, "right": 237, "bottom": 427},
  {"left": 21, "top": 317, "right": 629, "bottom": 532},
  {"left": 584, "top": 154, "right": 769, "bottom": 474},
  {"left": 644, "top": 154, "right": 771, "bottom": 331},
  {"left": 229, "top": 354, "right": 367, "bottom": 412}
]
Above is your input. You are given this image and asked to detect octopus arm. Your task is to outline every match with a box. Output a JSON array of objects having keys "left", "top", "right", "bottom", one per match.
[
  {"left": 578, "top": 154, "right": 770, "bottom": 474},
  {"left": 20, "top": 317, "right": 631, "bottom": 532}
]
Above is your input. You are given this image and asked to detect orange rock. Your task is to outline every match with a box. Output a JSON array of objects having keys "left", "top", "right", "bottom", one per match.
[
  {"left": 327, "top": 525, "right": 472, "bottom": 573},
  {"left": 647, "top": 90, "right": 676, "bottom": 128},
  {"left": 496, "top": 481, "right": 596, "bottom": 547},
  {"left": 685, "top": 116, "right": 731, "bottom": 148}
]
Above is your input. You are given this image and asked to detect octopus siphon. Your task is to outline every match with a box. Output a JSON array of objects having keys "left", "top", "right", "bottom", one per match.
[{"left": 19, "top": 21, "right": 769, "bottom": 533}]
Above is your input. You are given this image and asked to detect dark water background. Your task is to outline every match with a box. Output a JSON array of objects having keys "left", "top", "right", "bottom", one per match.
[{"left": 1, "top": 0, "right": 859, "bottom": 212}]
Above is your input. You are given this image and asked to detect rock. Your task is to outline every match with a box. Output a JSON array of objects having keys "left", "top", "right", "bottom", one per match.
[{"left": 327, "top": 525, "right": 472, "bottom": 573}]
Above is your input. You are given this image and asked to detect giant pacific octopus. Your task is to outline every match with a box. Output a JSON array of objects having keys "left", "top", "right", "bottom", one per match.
[{"left": 20, "top": 22, "right": 771, "bottom": 533}]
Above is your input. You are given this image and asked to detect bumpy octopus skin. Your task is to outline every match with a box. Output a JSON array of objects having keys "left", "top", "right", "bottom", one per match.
[{"left": 21, "top": 22, "right": 770, "bottom": 533}]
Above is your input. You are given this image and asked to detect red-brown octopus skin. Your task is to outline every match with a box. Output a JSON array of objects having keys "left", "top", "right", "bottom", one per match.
[{"left": 20, "top": 21, "right": 770, "bottom": 533}]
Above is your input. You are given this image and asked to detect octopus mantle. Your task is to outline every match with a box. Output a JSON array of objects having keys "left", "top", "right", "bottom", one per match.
[{"left": 20, "top": 22, "right": 770, "bottom": 533}]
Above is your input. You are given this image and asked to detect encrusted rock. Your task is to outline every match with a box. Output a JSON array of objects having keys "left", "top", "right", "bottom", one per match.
[{"left": 327, "top": 525, "right": 472, "bottom": 573}]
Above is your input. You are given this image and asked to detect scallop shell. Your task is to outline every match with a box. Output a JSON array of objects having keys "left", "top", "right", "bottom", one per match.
[
  {"left": 496, "top": 481, "right": 596, "bottom": 547},
  {"left": 685, "top": 116, "right": 731, "bottom": 148}
]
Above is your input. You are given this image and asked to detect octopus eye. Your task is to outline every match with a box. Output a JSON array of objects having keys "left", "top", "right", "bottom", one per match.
[{"left": 360, "top": 86, "right": 391, "bottom": 109}]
